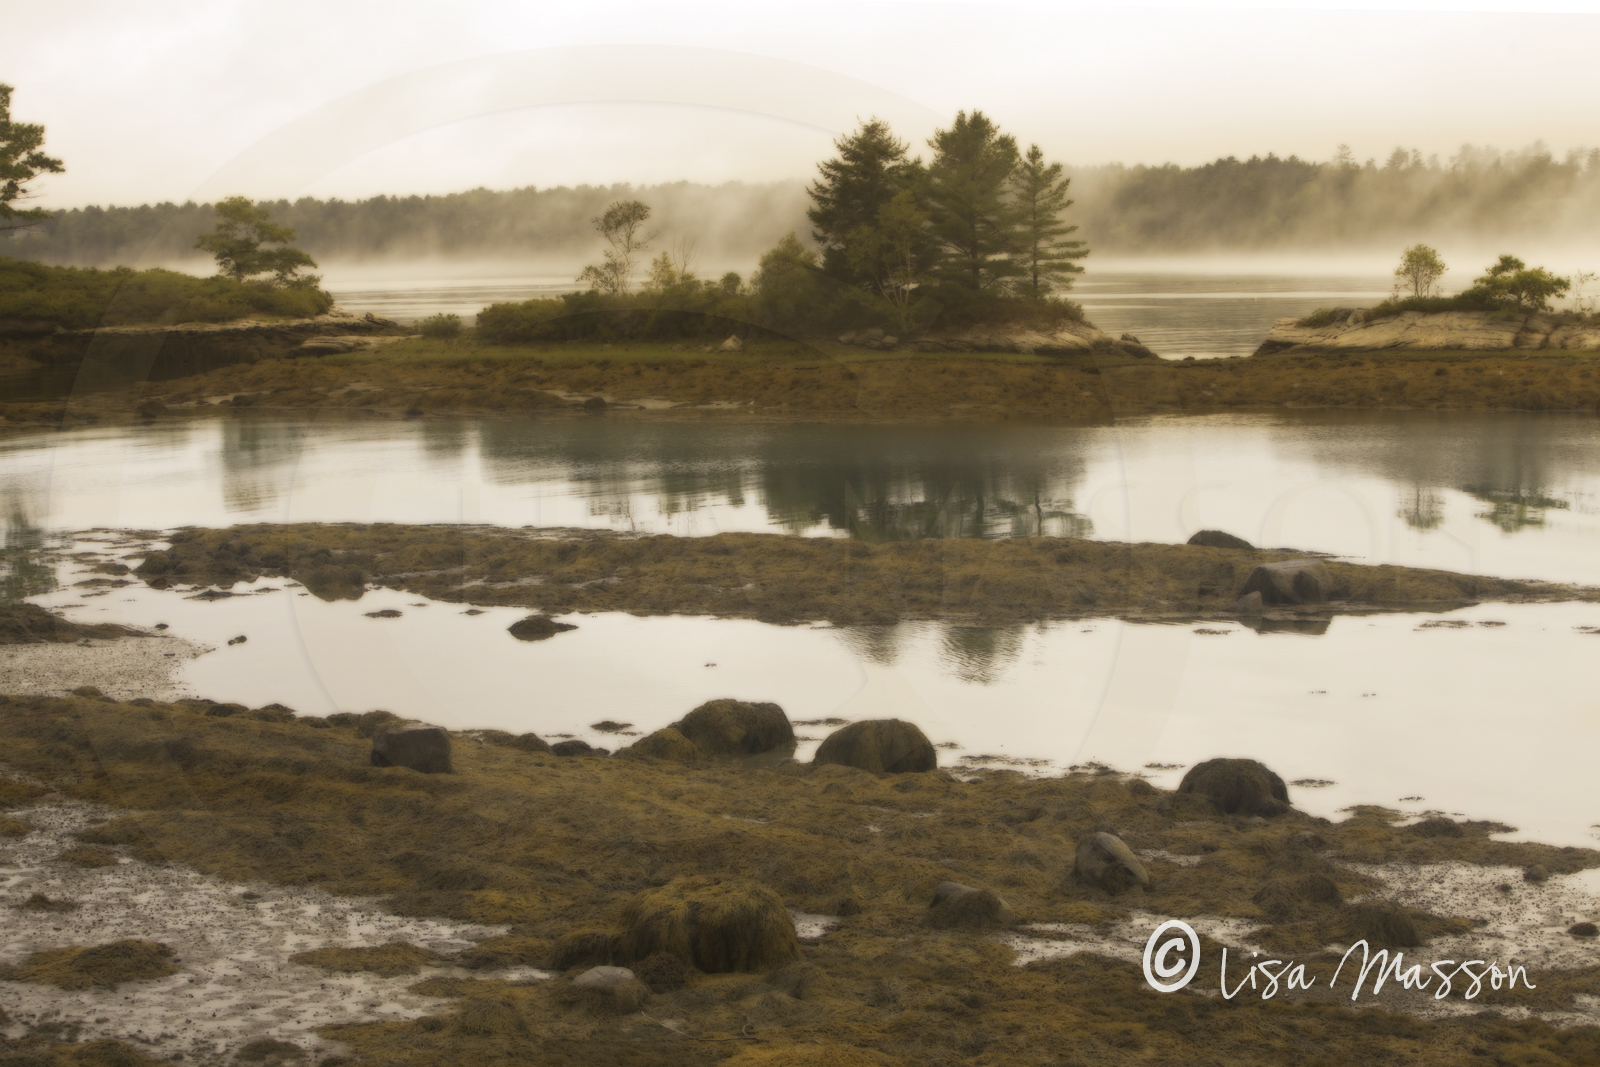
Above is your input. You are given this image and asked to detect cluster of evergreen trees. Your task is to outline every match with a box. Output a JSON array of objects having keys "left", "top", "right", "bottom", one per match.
[{"left": 805, "top": 113, "right": 1086, "bottom": 305}]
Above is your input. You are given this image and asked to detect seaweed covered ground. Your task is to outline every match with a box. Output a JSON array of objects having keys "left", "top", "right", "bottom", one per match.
[
  {"left": 6, "top": 339, "right": 1600, "bottom": 430},
  {"left": 2, "top": 693, "right": 1599, "bottom": 1066},
  {"left": 129, "top": 524, "right": 1599, "bottom": 626}
]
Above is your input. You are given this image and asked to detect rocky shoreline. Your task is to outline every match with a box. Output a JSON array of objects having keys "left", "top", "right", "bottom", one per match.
[
  {"left": 1255, "top": 308, "right": 1600, "bottom": 356},
  {"left": 2, "top": 686, "right": 1598, "bottom": 1067}
]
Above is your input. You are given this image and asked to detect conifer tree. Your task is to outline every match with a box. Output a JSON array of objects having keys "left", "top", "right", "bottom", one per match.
[
  {"left": 807, "top": 118, "right": 924, "bottom": 291},
  {"left": 922, "top": 111, "right": 1022, "bottom": 291},
  {"left": 0, "top": 84, "right": 65, "bottom": 232},
  {"left": 1008, "top": 144, "right": 1087, "bottom": 298}
]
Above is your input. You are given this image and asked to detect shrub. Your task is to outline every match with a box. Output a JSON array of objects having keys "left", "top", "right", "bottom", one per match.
[
  {"left": 0, "top": 256, "right": 333, "bottom": 328},
  {"left": 416, "top": 312, "right": 462, "bottom": 339}
]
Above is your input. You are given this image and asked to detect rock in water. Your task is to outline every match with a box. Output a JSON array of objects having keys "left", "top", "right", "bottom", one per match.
[
  {"left": 1073, "top": 832, "right": 1150, "bottom": 894},
  {"left": 671, "top": 699, "right": 794, "bottom": 756},
  {"left": 508, "top": 615, "right": 578, "bottom": 641},
  {"left": 927, "top": 880, "right": 1016, "bottom": 929},
  {"left": 1187, "top": 529, "right": 1254, "bottom": 550},
  {"left": 370, "top": 721, "right": 453, "bottom": 773},
  {"left": 1178, "top": 758, "right": 1290, "bottom": 816},
  {"left": 1238, "top": 559, "right": 1335, "bottom": 605},
  {"left": 812, "top": 719, "right": 936, "bottom": 775},
  {"left": 618, "top": 877, "right": 799, "bottom": 973}
]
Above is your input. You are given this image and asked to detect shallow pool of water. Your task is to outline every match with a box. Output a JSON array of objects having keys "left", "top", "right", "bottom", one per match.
[
  {"left": 4, "top": 412, "right": 1600, "bottom": 581},
  {"left": 26, "top": 533, "right": 1600, "bottom": 850}
]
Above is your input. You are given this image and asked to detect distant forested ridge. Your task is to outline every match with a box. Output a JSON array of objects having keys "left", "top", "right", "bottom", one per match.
[
  {"left": 7, "top": 144, "right": 1598, "bottom": 266},
  {"left": 0, "top": 182, "right": 813, "bottom": 267}
]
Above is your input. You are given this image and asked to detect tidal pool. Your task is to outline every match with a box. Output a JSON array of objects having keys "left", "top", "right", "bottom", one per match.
[
  {"left": 25, "top": 533, "right": 1600, "bottom": 850},
  {"left": 6, "top": 410, "right": 1600, "bottom": 851},
  {"left": 3, "top": 411, "right": 1600, "bottom": 580}
]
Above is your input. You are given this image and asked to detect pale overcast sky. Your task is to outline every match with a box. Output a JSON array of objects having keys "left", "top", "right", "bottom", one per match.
[{"left": 6, "top": 0, "right": 1600, "bottom": 208}]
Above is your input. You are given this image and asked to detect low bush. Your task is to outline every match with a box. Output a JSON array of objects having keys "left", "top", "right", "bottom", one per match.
[
  {"left": 0, "top": 256, "right": 333, "bottom": 328},
  {"left": 416, "top": 312, "right": 462, "bottom": 339}
]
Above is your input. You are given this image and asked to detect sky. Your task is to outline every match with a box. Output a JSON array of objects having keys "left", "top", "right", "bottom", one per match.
[{"left": 6, "top": 0, "right": 1600, "bottom": 209}]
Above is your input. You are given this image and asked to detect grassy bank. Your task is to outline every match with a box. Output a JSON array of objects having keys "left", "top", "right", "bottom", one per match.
[
  {"left": 6, "top": 335, "right": 1600, "bottom": 431},
  {"left": 127, "top": 525, "right": 1598, "bottom": 626},
  {"left": 2, "top": 692, "right": 1598, "bottom": 1066}
]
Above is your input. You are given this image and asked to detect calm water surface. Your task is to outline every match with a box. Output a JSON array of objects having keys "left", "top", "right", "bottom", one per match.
[
  {"left": 5, "top": 412, "right": 1600, "bottom": 847},
  {"left": 321, "top": 267, "right": 1392, "bottom": 359}
]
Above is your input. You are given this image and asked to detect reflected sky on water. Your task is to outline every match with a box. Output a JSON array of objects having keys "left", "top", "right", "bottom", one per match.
[{"left": 3, "top": 411, "right": 1599, "bottom": 580}]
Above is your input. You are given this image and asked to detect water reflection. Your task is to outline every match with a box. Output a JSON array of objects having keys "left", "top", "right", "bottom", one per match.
[
  {"left": 473, "top": 421, "right": 1094, "bottom": 542},
  {"left": 1, "top": 503, "right": 52, "bottom": 602}
]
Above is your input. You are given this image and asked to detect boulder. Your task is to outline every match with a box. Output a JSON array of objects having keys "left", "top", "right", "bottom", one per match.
[
  {"left": 618, "top": 877, "right": 799, "bottom": 973},
  {"left": 812, "top": 719, "right": 936, "bottom": 775},
  {"left": 671, "top": 699, "right": 794, "bottom": 757},
  {"left": 1187, "top": 529, "right": 1254, "bottom": 550},
  {"left": 1072, "top": 832, "right": 1150, "bottom": 894},
  {"left": 572, "top": 965, "right": 648, "bottom": 1013},
  {"left": 927, "top": 880, "right": 1016, "bottom": 929},
  {"left": 1238, "top": 558, "right": 1335, "bottom": 605},
  {"left": 619, "top": 727, "right": 701, "bottom": 762},
  {"left": 508, "top": 615, "right": 578, "bottom": 641},
  {"left": 551, "top": 740, "right": 608, "bottom": 758},
  {"left": 370, "top": 721, "right": 452, "bottom": 773},
  {"left": 1177, "top": 758, "right": 1290, "bottom": 816},
  {"left": 719, "top": 334, "right": 744, "bottom": 352}
]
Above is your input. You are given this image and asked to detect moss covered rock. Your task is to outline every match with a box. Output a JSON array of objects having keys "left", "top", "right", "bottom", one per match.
[
  {"left": 671, "top": 699, "right": 794, "bottom": 757},
  {"left": 813, "top": 719, "right": 935, "bottom": 775},
  {"left": 618, "top": 876, "right": 798, "bottom": 973},
  {"left": 1178, "top": 757, "right": 1290, "bottom": 816}
]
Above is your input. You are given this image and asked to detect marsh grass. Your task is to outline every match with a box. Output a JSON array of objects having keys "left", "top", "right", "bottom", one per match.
[
  {"left": 132, "top": 525, "right": 1599, "bottom": 628},
  {"left": 0, "top": 939, "right": 177, "bottom": 990},
  {"left": 3, "top": 695, "right": 1599, "bottom": 1064}
]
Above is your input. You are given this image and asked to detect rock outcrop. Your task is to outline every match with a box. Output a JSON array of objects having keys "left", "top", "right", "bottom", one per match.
[
  {"left": 1178, "top": 758, "right": 1290, "bottom": 817},
  {"left": 837, "top": 320, "right": 1150, "bottom": 357},
  {"left": 1255, "top": 308, "right": 1600, "bottom": 356},
  {"left": 1187, "top": 529, "right": 1254, "bottom": 550},
  {"left": 370, "top": 720, "right": 453, "bottom": 773},
  {"left": 670, "top": 699, "right": 794, "bottom": 757},
  {"left": 1238, "top": 559, "right": 1338, "bottom": 605},
  {"left": 1072, "top": 832, "right": 1150, "bottom": 894},
  {"left": 812, "top": 719, "right": 937, "bottom": 775}
]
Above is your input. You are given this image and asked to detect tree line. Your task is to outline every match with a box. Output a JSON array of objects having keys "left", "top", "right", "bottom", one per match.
[{"left": 9, "top": 142, "right": 1600, "bottom": 266}]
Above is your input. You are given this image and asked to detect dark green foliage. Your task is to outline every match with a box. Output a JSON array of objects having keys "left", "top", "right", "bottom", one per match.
[
  {"left": 1, "top": 83, "right": 64, "bottom": 232},
  {"left": 922, "top": 111, "right": 1022, "bottom": 292},
  {"left": 1009, "top": 144, "right": 1087, "bottom": 297},
  {"left": 417, "top": 313, "right": 462, "bottom": 339},
  {"left": 1469, "top": 254, "right": 1570, "bottom": 311},
  {"left": 806, "top": 119, "right": 926, "bottom": 291},
  {"left": 194, "top": 196, "right": 317, "bottom": 285},
  {"left": 1365, "top": 254, "right": 1572, "bottom": 319},
  {"left": 0, "top": 256, "right": 332, "bottom": 328}
]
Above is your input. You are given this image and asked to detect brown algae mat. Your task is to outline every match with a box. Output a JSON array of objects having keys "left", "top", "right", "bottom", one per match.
[
  {"left": 4, "top": 693, "right": 1600, "bottom": 1065},
  {"left": 6, "top": 342, "right": 1600, "bottom": 429},
  {"left": 131, "top": 524, "right": 1598, "bottom": 626}
]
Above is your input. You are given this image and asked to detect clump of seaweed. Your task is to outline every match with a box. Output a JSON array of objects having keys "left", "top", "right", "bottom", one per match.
[
  {"left": 1, "top": 939, "right": 178, "bottom": 989},
  {"left": 617, "top": 877, "right": 799, "bottom": 973}
]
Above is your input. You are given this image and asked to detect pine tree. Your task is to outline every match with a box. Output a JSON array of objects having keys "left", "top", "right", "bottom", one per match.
[
  {"left": 806, "top": 119, "right": 923, "bottom": 290},
  {"left": 0, "top": 83, "right": 65, "bottom": 232},
  {"left": 922, "top": 111, "right": 1021, "bottom": 291},
  {"left": 1009, "top": 144, "right": 1087, "bottom": 298},
  {"left": 194, "top": 197, "right": 318, "bottom": 285}
]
